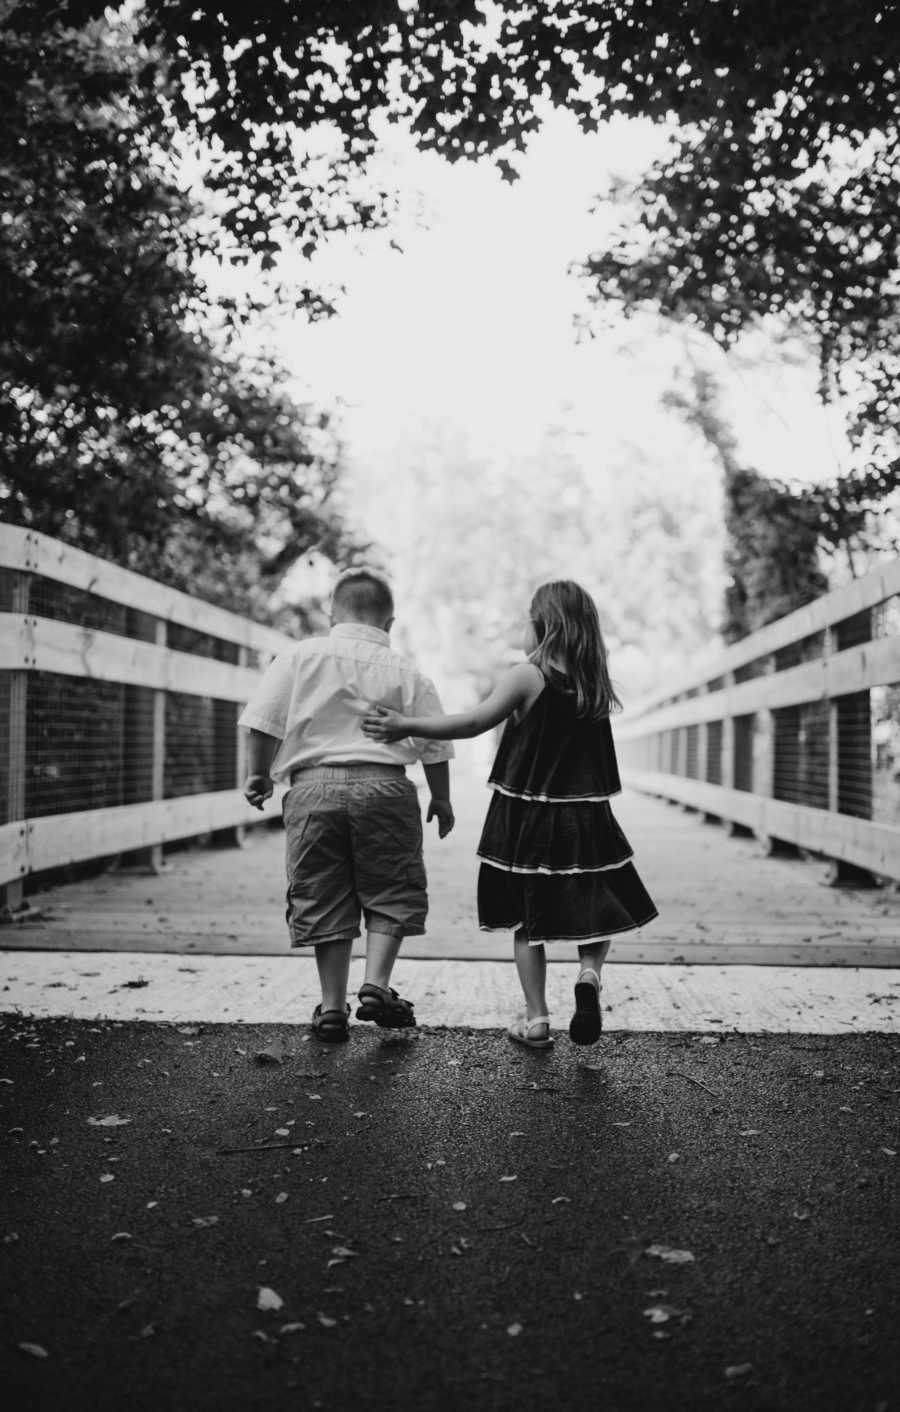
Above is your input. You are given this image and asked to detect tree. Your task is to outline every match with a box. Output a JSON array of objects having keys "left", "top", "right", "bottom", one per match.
[
  {"left": 664, "top": 366, "right": 828, "bottom": 639},
  {"left": 0, "top": 11, "right": 357, "bottom": 621},
  {"left": 17, "top": 0, "right": 898, "bottom": 596}
]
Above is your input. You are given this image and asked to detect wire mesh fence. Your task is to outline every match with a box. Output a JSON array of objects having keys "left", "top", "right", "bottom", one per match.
[
  {"left": 615, "top": 568, "right": 900, "bottom": 881},
  {"left": 0, "top": 536, "right": 292, "bottom": 900}
]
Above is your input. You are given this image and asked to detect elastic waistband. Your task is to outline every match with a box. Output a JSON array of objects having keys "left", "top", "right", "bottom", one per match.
[{"left": 290, "top": 763, "right": 407, "bottom": 784}]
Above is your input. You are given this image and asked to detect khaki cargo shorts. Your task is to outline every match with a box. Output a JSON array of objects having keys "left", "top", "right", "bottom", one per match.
[{"left": 282, "top": 764, "right": 428, "bottom": 947}]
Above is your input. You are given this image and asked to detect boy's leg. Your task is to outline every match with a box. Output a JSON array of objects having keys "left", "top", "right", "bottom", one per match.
[
  {"left": 315, "top": 937, "right": 354, "bottom": 1013},
  {"left": 363, "top": 929, "right": 404, "bottom": 991}
]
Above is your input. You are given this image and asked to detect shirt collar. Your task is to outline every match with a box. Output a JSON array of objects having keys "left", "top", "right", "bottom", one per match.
[{"left": 330, "top": 622, "right": 391, "bottom": 647}]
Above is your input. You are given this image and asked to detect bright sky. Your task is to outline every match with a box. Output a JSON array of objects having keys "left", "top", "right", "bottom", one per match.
[
  {"left": 252, "top": 107, "right": 850, "bottom": 492},
  {"left": 199, "top": 105, "right": 854, "bottom": 681}
]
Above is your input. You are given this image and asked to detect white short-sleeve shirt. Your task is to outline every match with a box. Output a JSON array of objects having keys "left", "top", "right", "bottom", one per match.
[{"left": 237, "top": 622, "right": 455, "bottom": 781}]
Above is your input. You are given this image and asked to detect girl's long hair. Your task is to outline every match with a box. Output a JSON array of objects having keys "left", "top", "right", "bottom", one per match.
[{"left": 528, "top": 581, "right": 622, "bottom": 719}]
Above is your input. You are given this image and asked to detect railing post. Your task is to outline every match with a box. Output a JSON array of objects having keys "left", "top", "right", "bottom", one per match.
[
  {"left": 721, "top": 672, "right": 735, "bottom": 791},
  {"left": 212, "top": 645, "right": 248, "bottom": 849},
  {"left": 149, "top": 620, "right": 166, "bottom": 872},
  {"left": 1, "top": 570, "right": 30, "bottom": 916},
  {"left": 756, "top": 655, "right": 798, "bottom": 857},
  {"left": 826, "top": 620, "right": 878, "bottom": 887}
]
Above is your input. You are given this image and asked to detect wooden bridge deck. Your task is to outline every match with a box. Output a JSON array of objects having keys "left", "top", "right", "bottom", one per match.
[{"left": 3, "top": 758, "right": 898, "bottom": 968}]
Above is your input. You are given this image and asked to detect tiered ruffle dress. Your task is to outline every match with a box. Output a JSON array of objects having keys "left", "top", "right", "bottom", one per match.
[{"left": 476, "top": 682, "right": 658, "bottom": 946}]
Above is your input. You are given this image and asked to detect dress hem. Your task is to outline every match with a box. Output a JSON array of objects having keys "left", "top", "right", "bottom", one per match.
[
  {"left": 478, "top": 852, "right": 634, "bottom": 876},
  {"left": 488, "top": 782, "right": 622, "bottom": 804},
  {"left": 478, "top": 910, "right": 659, "bottom": 944}
]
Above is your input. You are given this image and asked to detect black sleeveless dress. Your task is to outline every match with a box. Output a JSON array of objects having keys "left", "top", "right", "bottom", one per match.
[{"left": 476, "top": 683, "right": 658, "bottom": 944}]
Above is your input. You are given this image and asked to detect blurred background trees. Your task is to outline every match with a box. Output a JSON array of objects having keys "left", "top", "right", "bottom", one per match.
[
  {"left": 0, "top": 11, "right": 358, "bottom": 625},
  {"left": 3, "top": 0, "right": 898, "bottom": 653}
]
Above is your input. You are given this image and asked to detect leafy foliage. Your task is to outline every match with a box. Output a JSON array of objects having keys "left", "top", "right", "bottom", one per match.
[
  {"left": 8, "top": 0, "right": 898, "bottom": 625},
  {"left": 664, "top": 365, "right": 829, "bottom": 639},
  {"left": 0, "top": 12, "right": 356, "bottom": 622}
]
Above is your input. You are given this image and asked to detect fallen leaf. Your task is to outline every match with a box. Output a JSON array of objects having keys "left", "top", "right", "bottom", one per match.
[
  {"left": 87, "top": 1115, "right": 132, "bottom": 1128},
  {"left": 551, "top": 1197, "right": 571, "bottom": 1205},
  {"left": 18, "top": 1342, "right": 49, "bottom": 1358},
  {"left": 667, "top": 1153, "right": 680, "bottom": 1163},
  {"left": 317, "top": 1313, "right": 337, "bottom": 1328},
  {"left": 331, "top": 1246, "right": 357, "bottom": 1258},
  {"left": 279, "top": 1322, "right": 305, "bottom": 1334},
  {"left": 507, "top": 1323, "right": 523, "bottom": 1337},
  {"left": 191, "top": 1215, "right": 219, "bottom": 1228},
  {"left": 725, "top": 1364, "right": 753, "bottom": 1380},
  {"left": 177, "top": 1025, "right": 201, "bottom": 1036},
  {"left": 452, "top": 1201, "right": 466, "bottom": 1211},
  {"left": 612, "top": 1121, "right": 632, "bottom": 1128},
  {"left": 275, "top": 1192, "right": 288, "bottom": 1204},
  {"left": 881, "top": 1148, "right": 897, "bottom": 1157},
  {"left": 110, "top": 1232, "right": 133, "bottom": 1242},
  {"left": 643, "top": 1306, "right": 672, "bottom": 1324},
  {"left": 99, "top": 1173, "right": 115, "bottom": 1184},
  {"left": 257, "top": 1286, "right": 284, "bottom": 1312},
  {"left": 499, "top": 1175, "right": 517, "bottom": 1183},
  {"left": 645, "top": 1244, "right": 695, "bottom": 1264}
]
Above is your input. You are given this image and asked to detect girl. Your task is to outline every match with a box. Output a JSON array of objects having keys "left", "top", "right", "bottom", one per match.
[{"left": 362, "top": 581, "right": 658, "bottom": 1048}]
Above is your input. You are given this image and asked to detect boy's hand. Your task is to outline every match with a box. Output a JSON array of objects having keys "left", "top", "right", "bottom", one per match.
[
  {"left": 362, "top": 704, "right": 408, "bottom": 743},
  {"left": 427, "top": 798, "right": 455, "bottom": 838},
  {"left": 244, "top": 773, "right": 274, "bottom": 810}
]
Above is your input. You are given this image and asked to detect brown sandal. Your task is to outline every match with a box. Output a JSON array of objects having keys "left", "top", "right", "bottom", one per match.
[
  {"left": 355, "top": 984, "right": 416, "bottom": 1030},
  {"left": 311, "top": 1003, "right": 350, "bottom": 1042}
]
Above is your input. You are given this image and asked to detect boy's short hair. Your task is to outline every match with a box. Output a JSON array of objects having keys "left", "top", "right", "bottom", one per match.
[{"left": 331, "top": 566, "right": 394, "bottom": 622}]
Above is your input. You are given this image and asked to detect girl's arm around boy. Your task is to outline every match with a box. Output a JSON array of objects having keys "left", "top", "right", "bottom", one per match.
[{"left": 363, "top": 663, "right": 542, "bottom": 744}]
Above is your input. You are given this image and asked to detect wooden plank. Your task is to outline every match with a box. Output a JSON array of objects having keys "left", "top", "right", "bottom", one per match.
[
  {"left": 618, "top": 636, "right": 900, "bottom": 737},
  {"left": 629, "top": 553, "right": 900, "bottom": 714},
  {"left": 0, "top": 614, "right": 262, "bottom": 701},
  {"left": 0, "top": 524, "right": 293, "bottom": 655},
  {"left": 0, "top": 789, "right": 284, "bottom": 885},
  {"left": 626, "top": 768, "right": 900, "bottom": 880}
]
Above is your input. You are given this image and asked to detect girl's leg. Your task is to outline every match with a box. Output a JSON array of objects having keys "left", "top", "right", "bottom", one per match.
[
  {"left": 513, "top": 936, "right": 549, "bottom": 1038},
  {"left": 570, "top": 938, "right": 610, "bottom": 1046},
  {"left": 577, "top": 938, "right": 611, "bottom": 986},
  {"left": 315, "top": 937, "right": 354, "bottom": 1012}
]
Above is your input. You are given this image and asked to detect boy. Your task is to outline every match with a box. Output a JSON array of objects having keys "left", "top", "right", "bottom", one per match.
[{"left": 238, "top": 567, "right": 455, "bottom": 1041}]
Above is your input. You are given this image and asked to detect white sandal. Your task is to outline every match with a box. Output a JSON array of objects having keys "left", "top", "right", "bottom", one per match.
[{"left": 507, "top": 1014, "right": 554, "bottom": 1049}]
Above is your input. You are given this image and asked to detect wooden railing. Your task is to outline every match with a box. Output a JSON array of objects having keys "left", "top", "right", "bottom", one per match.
[
  {"left": 616, "top": 555, "right": 900, "bottom": 883},
  {"left": 0, "top": 525, "right": 293, "bottom": 908}
]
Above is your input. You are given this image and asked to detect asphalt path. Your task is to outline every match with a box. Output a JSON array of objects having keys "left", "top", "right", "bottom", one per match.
[{"left": 2, "top": 1016, "right": 899, "bottom": 1411}]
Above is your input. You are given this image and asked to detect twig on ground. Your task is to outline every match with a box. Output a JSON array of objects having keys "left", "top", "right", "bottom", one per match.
[
  {"left": 668, "top": 1069, "right": 722, "bottom": 1099},
  {"left": 217, "top": 1142, "right": 301, "bottom": 1154}
]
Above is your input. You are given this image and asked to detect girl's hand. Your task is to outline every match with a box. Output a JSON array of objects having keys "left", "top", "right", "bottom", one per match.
[{"left": 362, "top": 704, "right": 408, "bottom": 743}]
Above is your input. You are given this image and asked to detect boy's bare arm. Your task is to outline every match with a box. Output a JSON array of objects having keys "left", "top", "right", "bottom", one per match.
[
  {"left": 244, "top": 729, "right": 280, "bottom": 809},
  {"left": 422, "top": 760, "right": 454, "bottom": 837}
]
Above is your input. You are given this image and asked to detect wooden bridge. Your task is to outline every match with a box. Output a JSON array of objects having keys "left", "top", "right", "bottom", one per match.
[{"left": 1, "top": 525, "right": 898, "bottom": 1016}]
